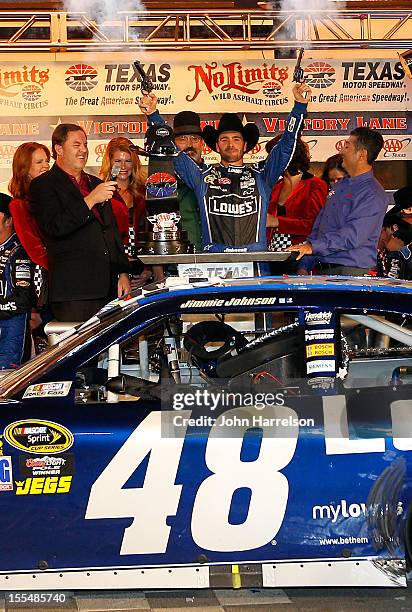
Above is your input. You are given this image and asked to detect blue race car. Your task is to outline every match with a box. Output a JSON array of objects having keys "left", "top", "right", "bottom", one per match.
[{"left": 0, "top": 276, "right": 412, "bottom": 590}]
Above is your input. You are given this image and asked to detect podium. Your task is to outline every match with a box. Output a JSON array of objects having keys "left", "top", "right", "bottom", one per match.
[
  {"left": 137, "top": 251, "right": 294, "bottom": 332},
  {"left": 137, "top": 251, "right": 293, "bottom": 285},
  {"left": 137, "top": 251, "right": 291, "bottom": 265}
]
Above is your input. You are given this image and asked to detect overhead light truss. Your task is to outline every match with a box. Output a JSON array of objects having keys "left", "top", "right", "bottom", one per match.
[{"left": 0, "top": 8, "right": 410, "bottom": 51}]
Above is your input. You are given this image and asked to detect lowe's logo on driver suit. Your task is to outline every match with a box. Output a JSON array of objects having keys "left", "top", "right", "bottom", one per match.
[{"left": 209, "top": 194, "right": 258, "bottom": 217}]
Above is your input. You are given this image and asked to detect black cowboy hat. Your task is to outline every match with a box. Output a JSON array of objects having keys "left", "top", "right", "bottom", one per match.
[
  {"left": 0, "top": 193, "right": 11, "bottom": 216},
  {"left": 202, "top": 113, "right": 260, "bottom": 153},
  {"left": 173, "top": 111, "right": 203, "bottom": 137},
  {"left": 392, "top": 186, "right": 412, "bottom": 213},
  {"left": 393, "top": 218, "right": 412, "bottom": 244}
]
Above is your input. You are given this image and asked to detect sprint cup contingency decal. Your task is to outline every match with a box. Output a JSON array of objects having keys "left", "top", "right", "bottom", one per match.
[{"left": 4, "top": 420, "right": 74, "bottom": 454}]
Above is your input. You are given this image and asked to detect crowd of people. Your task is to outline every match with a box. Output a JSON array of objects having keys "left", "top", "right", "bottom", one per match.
[{"left": 0, "top": 83, "right": 410, "bottom": 369}]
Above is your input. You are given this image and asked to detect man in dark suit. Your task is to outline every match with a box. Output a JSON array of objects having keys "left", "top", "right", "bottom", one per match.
[{"left": 30, "top": 124, "right": 131, "bottom": 322}]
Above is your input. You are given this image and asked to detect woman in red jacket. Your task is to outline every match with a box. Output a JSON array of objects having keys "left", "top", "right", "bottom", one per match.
[
  {"left": 8, "top": 142, "right": 50, "bottom": 269},
  {"left": 266, "top": 135, "right": 327, "bottom": 251},
  {"left": 9, "top": 142, "right": 51, "bottom": 353},
  {"left": 100, "top": 137, "right": 163, "bottom": 285},
  {"left": 99, "top": 136, "right": 146, "bottom": 248}
]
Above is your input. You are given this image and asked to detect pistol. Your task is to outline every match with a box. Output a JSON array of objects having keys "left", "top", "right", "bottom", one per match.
[
  {"left": 293, "top": 47, "right": 305, "bottom": 84},
  {"left": 133, "top": 61, "right": 154, "bottom": 94}
]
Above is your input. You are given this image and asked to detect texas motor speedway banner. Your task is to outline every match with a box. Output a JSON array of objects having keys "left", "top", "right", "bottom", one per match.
[{"left": 0, "top": 53, "right": 410, "bottom": 174}]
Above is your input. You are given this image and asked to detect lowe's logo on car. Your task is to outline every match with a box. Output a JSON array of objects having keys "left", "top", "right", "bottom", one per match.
[
  {"left": 4, "top": 420, "right": 74, "bottom": 454},
  {"left": 312, "top": 499, "right": 367, "bottom": 523},
  {"left": 305, "top": 311, "right": 333, "bottom": 326}
]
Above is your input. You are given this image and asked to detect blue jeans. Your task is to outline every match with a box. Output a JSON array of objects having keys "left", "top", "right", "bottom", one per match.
[{"left": 0, "top": 313, "right": 29, "bottom": 369}]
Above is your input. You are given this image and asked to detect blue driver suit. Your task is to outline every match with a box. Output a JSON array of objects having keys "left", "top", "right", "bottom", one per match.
[
  {"left": 0, "top": 233, "right": 33, "bottom": 369},
  {"left": 147, "top": 102, "right": 307, "bottom": 252}
]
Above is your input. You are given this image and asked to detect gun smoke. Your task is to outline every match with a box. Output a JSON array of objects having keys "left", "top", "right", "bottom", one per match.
[
  {"left": 63, "top": 0, "right": 145, "bottom": 22},
  {"left": 268, "top": 0, "right": 345, "bottom": 11},
  {"left": 265, "top": 0, "right": 346, "bottom": 43}
]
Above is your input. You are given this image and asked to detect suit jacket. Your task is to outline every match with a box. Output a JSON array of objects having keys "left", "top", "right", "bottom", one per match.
[{"left": 30, "top": 163, "right": 129, "bottom": 302}]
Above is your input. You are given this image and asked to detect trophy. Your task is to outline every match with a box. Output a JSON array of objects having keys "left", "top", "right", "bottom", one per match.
[{"left": 131, "top": 61, "right": 193, "bottom": 256}]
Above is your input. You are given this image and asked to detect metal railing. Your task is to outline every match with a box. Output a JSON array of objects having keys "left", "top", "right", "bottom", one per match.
[{"left": 0, "top": 8, "right": 409, "bottom": 51}]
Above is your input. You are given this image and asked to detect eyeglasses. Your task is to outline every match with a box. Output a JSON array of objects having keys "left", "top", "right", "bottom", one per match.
[{"left": 175, "top": 135, "right": 202, "bottom": 144}]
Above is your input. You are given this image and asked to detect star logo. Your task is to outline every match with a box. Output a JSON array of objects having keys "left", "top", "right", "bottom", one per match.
[{"left": 49, "top": 117, "right": 62, "bottom": 131}]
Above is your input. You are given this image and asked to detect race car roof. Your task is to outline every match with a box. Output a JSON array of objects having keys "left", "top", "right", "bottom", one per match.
[
  {"left": 89, "top": 274, "right": 412, "bottom": 324},
  {"left": 0, "top": 274, "right": 411, "bottom": 399}
]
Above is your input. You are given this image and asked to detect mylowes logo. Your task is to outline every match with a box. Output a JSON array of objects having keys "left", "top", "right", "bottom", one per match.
[
  {"left": 313, "top": 499, "right": 403, "bottom": 524},
  {"left": 312, "top": 499, "right": 367, "bottom": 523}
]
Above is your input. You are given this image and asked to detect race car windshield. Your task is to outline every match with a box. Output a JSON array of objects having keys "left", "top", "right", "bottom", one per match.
[{"left": 0, "top": 306, "right": 133, "bottom": 400}]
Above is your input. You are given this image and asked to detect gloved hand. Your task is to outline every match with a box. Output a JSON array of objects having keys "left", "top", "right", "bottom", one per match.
[{"left": 399, "top": 244, "right": 412, "bottom": 260}]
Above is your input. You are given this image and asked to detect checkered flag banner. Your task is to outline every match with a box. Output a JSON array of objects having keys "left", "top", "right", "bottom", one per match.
[
  {"left": 33, "top": 264, "right": 44, "bottom": 298},
  {"left": 268, "top": 232, "right": 292, "bottom": 251},
  {"left": 125, "top": 226, "right": 136, "bottom": 257}
]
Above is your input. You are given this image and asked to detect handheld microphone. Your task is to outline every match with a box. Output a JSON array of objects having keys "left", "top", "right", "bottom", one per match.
[
  {"left": 100, "top": 162, "right": 122, "bottom": 210},
  {"left": 110, "top": 162, "right": 122, "bottom": 181}
]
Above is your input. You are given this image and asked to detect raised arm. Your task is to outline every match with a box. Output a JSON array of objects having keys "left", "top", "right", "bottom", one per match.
[
  {"left": 138, "top": 93, "right": 204, "bottom": 193},
  {"left": 260, "top": 83, "right": 311, "bottom": 188}
]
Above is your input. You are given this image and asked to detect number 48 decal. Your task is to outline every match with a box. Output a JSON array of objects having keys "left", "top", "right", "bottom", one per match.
[{"left": 85, "top": 406, "right": 298, "bottom": 555}]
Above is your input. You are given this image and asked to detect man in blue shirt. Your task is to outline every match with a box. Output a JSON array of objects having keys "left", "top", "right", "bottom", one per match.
[
  {"left": 288, "top": 127, "right": 387, "bottom": 275},
  {"left": 139, "top": 83, "right": 310, "bottom": 252}
]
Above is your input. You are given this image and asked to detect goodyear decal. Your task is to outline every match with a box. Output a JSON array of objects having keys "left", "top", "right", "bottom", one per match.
[{"left": 4, "top": 420, "right": 74, "bottom": 454}]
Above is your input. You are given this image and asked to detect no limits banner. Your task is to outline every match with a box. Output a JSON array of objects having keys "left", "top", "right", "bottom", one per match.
[{"left": 0, "top": 55, "right": 410, "bottom": 170}]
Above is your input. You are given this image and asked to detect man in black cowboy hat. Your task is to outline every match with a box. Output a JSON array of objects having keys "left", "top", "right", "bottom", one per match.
[
  {"left": 173, "top": 111, "right": 204, "bottom": 250},
  {"left": 139, "top": 83, "right": 310, "bottom": 252},
  {"left": 391, "top": 186, "right": 412, "bottom": 222}
]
